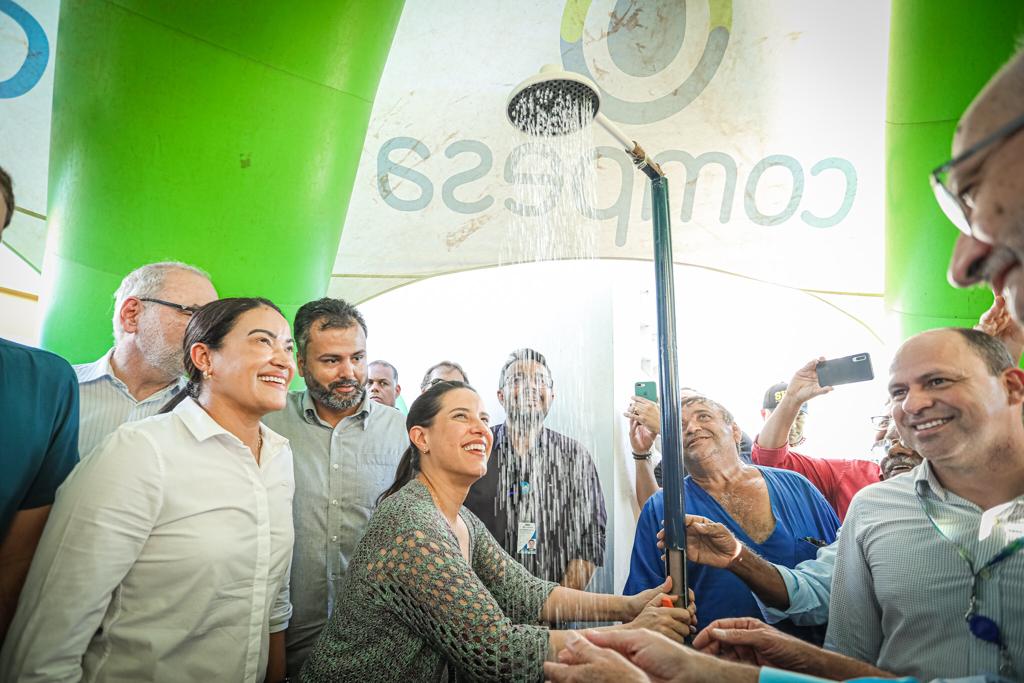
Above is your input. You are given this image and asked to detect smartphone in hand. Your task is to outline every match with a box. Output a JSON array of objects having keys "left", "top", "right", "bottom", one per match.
[
  {"left": 816, "top": 353, "right": 873, "bottom": 387},
  {"left": 635, "top": 380, "right": 658, "bottom": 402}
]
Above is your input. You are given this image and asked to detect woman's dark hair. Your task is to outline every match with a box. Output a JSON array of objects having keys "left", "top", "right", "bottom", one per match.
[
  {"left": 159, "top": 297, "right": 282, "bottom": 413},
  {"left": 377, "top": 380, "right": 476, "bottom": 504}
]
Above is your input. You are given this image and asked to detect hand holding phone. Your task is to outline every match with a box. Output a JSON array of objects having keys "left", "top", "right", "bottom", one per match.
[
  {"left": 816, "top": 353, "right": 874, "bottom": 387},
  {"left": 634, "top": 381, "right": 658, "bottom": 402}
]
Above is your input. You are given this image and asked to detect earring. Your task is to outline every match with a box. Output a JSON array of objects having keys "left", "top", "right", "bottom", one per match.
[{"left": 202, "top": 369, "right": 211, "bottom": 380}]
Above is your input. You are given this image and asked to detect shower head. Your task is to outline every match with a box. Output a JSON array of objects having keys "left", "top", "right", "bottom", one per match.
[
  {"left": 506, "top": 65, "right": 635, "bottom": 152},
  {"left": 506, "top": 66, "right": 601, "bottom": 136},
  {"left": 507, "top": 65, "right": 663, "bottom": 178}
]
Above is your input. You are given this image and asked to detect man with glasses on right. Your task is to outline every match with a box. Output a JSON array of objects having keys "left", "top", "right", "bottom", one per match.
[
  {"left": 75, "top": 262, "right": 217, "bottom": 456},
  {"left": 943, "top": 50, "right": 1024, "bottom": 325}
]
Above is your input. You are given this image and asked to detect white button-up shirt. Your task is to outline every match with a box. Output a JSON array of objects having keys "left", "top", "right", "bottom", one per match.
[
  {"left": 0, "top": 398, "right": 294, "bottom": 683},
  {"left": 74, "top": 348, "right": 185, "bottom": 458}
]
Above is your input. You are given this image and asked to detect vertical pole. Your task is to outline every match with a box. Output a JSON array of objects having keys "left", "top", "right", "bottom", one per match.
[
  {"left": 650, "top": 173, "right": 688, "bottom": 606},
  {"left": 39, "top": 0, "right": 405, "bottom": 360}
]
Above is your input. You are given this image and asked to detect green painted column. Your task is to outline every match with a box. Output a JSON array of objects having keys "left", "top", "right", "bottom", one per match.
[
  {"left": 40, "top": 0, "right": 404, "bottom": 361},
  {"left": 885, "top": 0, "right": 1024, "bottom": 339}
]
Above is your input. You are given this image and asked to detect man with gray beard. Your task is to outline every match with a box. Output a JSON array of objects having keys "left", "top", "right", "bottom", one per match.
[
  {"left": 74, "top": 261, "right": 217, "bottom": 457},
  {"left": 262, "top": 298, "right": 407, "bottom": 676}
]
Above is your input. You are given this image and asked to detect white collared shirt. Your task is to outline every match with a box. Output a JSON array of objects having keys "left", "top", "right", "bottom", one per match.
[
  {"left": 74, "top": 348, "right": 186, "bottom": 457},
  {"left": 0, "top": 398, "right": 295, "bottom": 683}
]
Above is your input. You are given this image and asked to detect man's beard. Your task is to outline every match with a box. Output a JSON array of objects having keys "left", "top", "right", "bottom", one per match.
[
  {"left": 506, "top": 403, "right": 547, "bottom": 427},
  {"left": 137, "top": 318, "right": 184, "bottom": 381},
  {"left": 307, "top": 374, "right": 365, "bottom": 412}
]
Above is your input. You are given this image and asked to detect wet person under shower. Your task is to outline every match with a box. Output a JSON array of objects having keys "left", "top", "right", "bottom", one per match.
[
  {"left": 464, "top": 348, "right": 607, "bottom": 590},
  {"left": 299, "top": 381, "right": 695, "bottom": 683},
  {"left": 624, "top": 394, "right": 839, "bottom": 640}
]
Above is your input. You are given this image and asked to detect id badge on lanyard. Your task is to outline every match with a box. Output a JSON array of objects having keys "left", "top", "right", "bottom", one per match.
[{"left": 517, "top": 521, "right": 538, "bottom": 555}]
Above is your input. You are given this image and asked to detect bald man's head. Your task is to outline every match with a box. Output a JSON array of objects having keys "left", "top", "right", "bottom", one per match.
[{"left": 947, "top": 50, "right": 1024, "bottom": 322}]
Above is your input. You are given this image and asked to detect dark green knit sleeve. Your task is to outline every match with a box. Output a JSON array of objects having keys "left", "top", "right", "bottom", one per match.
[
  {"left": 364, "top": 523, "right": 550, "bottom": 682},
  {"left": 466, "top": 510, "right": 558, "bottom": 625}
]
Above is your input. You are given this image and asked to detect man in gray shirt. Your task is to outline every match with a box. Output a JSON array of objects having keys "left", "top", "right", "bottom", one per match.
[{"left": 263, "top": 298, "right": 407, "bottom": 675}]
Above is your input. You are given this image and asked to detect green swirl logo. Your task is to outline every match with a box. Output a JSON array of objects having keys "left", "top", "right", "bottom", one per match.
[{"left": 560, "top": 0, "right": 732, "bottom": 124}]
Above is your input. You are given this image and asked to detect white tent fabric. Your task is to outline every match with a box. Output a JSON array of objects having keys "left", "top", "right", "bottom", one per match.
[
  {"left": 329, "top": 0, "right": 889, "bottom": 303},
  {"left": 1, "top": 1, "right": 889, "bottom": 306}
]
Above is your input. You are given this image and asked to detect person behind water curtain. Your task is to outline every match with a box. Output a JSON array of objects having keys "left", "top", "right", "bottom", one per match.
[
  {"left": 0, "top": 298, "right": 297, "bottom": 683},
  {"left": 300, "top": 380, "right": 697, "bottom": 683}
]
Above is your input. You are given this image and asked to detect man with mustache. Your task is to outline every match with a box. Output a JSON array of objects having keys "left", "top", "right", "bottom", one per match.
[
  {"left": 263, "top": 298, "right": 407, "bottom": 675},
  {"left": 944, "top": 50, "right": 1024, "bottom": 324},
  {"left": 625, "top": 394, "right": 840, "bottom": 639}
]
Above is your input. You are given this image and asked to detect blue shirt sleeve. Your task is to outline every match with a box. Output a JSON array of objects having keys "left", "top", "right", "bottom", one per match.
[
  {"left": 22, "top": 359, "right": 80, "bottom": 509},
  {"left": 624, "top": 491, "right": 664, "bottom": 595}
]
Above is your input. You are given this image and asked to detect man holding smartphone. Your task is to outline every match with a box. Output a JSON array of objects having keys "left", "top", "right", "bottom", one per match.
[{"left": 753, "top": 360, "right": 887, "bottom": 521}]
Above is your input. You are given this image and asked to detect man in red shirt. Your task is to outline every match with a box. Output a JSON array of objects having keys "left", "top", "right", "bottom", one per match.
[{"left": 752, "top": 363, "right": 885, "bottom": 521}]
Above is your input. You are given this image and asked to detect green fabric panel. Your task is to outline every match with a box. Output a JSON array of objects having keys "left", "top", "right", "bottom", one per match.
[
  {"left": 40, "top": 0, "right": 404, "bottom": 361},
  {"left": 107, "top": 0, "right": 402, "bottom": 100},
  {"left": 885, "top": 0, "right": 1024, "bottom": 340}
]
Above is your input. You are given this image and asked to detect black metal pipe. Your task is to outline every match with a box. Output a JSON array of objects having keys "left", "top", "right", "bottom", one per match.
[{"left": 649, "top": 173, "right": 688, "bottom": 610}]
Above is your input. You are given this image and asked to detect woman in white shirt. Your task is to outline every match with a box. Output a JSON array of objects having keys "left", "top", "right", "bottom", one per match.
[{"left": 1, "top": 297, "right": 297, "bottom": 683}]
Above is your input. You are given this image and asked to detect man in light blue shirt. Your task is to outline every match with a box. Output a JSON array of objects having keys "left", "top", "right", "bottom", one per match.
[
  {"left": 827, "top": 329, "right": 1024, "bottom": 680},
  {"left": 263, "top": 298, "right": 407, "bottom": 675},
  {"left": 74, "top": 262, "right": 217, "bottom": 456}
]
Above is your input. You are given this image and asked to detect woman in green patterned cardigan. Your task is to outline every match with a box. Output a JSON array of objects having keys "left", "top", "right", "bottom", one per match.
[{"left": 300, "top": 381, "right": 695, "bottom": 682}]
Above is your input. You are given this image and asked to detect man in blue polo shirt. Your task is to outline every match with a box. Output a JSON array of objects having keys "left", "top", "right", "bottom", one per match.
[
  {"left": 625, "top": 394, "right": 839, "bottom": 641},
  {"left": 0, "top": 166, "right": 81, "bottom": 643}
]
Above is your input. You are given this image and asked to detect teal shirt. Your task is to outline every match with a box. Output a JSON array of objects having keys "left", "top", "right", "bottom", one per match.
[{"left": 0, "top": 338, "right": 79, "bottom": 536}]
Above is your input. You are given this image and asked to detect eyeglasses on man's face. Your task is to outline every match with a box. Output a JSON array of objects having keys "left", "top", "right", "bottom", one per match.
[
  {"left": 505, "top": 373, "right": 552, "bottom": 389},
  {"left": 931, "top": 111, "right": 1024, "bottom": 236},
  {"left": 138, "top": 297, "right": 203, "bottom": 317},
  {"left": 869, "top": 414, "right": 891, "bottom": 430}
]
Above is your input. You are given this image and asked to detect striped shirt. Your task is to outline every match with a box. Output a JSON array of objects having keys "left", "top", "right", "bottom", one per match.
[
  {"left": 826, "top": 461, "right": 1024, "bottom": 680},
  {"left": 74, "top": 349, "right": 184, "bottom": 457}
]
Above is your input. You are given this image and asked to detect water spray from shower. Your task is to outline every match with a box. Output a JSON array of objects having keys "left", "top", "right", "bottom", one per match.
[{"left": 508, "top": 66, "right": 689, "bottom": 614}]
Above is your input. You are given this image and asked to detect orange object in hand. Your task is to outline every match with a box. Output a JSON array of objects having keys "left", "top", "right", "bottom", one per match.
[{"left": 660, "top": 596, "right": 674, "bottom": 608}]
